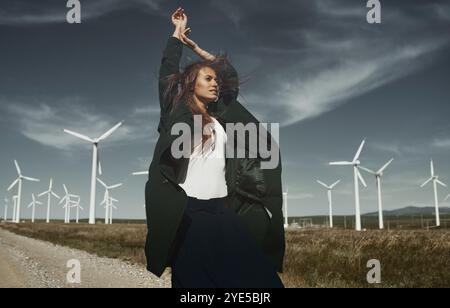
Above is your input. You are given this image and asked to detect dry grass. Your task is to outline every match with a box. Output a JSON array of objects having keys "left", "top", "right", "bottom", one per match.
[{"left": 1, "top": 223, "right": 449, "bottom": 288}]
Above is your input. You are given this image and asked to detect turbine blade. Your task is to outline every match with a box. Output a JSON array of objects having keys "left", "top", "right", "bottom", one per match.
[
  {"left": 98, "top": 121, "right": 123, "bottom": 141},
  {"left": 7, "top": 178, "right": 19, "bottom": 191},
  {"left": 32, "top": 194, "right": 36, "bottom": 202},
  {"left": 23, "top": 176, "right": 40, "bottom": 182},
  {"left": 378, "top": 158, "right": 394, "bottom": 174},
  {"left": 64, "top": 129, "right": 94, "bottom": 143},
  {"left": 357, "top": 169, "right": 367, "bottom": 187},
  {"left": 100, "top": 199, "right": 106, "bottom": 206},
  {"left": 436, "top": 180, "right": 447, "bottom": 188},
  {"left": 97, "top": 178, "right": 108, "bottom": 188},
  {"left": 445, "top": 194, "right": 450, "bottom": 202},
  {"left": 330, "top": 180, "right": 341, "bottom": 189},
  {"left": 38, "top": 191, "right": 49, "bottom": 197},
  {"left": 14, "top": 160, "right": 22, "bottom": 175},
  {"left": 353, "top": 139, "right": 366, "bottom": 162},
  {"left": 51, "top": 191, "right": 61, "bottom": 199},
  {"left": 132, "top": 171, "right": 148, "bottom": 175},
  {"left": 109, "top": 183, "right": 123, "bottom": 190},
  {"left": 421, "top": 177, "right": 433, "bottom": 188},
  {"left": 49, "top": 178, "right": 53, "bottom": 190},
  {"left": 430, "top": 160, "right": 434, "bottom": 177},
  {"left": 358, "top": 166, "right": 376, "bottom": 175},
  {"left": 36, "top": 201, "right": 43, "bottom": 205},
  {"left": 316, "top": 180, "right": 329, "bottom": 189},
  {"left": 63, "top": 184, "right": 68, "bottom": 194},
  {"left": 329, "top": 161, "right": 353, "bottom": 166}
]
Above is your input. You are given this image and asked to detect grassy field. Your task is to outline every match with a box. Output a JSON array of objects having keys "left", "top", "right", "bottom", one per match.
[{"left": 1, "top": 222, "right": 449, "bottom": 288}]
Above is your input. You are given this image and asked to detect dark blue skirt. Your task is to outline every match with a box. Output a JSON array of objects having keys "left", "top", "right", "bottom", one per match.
[{"left": 170, "top": 196, "right": 284, "bottom": 288}]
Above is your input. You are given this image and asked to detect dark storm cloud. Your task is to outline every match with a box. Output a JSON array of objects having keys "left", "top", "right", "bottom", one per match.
[{"left": 211, "top": 0, "right": 450, "bottom": 126}]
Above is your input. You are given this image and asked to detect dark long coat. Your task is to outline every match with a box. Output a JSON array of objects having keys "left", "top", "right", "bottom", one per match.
[{"left": 145, "top": 37, "right": 285, "bottom": 278}]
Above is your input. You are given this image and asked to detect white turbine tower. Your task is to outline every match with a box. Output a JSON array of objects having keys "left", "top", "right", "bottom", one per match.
[
  {"left": 421, "top": 160, "right": 447, "bottom": 227},
  {"left": 64, "top": 121, "right": 123, "bottom": 224},
  {"left": 7, "top": 160, "right": 40, "bottom": 223},
  {"left": 12, "top": 196, "right": 18, "bottom": 223},
  {"left": 329, "top": 139, "right": 368, "bottom": 231},
  {"left": 316, "top": 180, "right": 341, "bottom": 228},
  {"left": 97, "top": 178, "right": 122, "bottom": 225},
  {"left": 27, "top": 193, "right": 43, "bottom": 223},
  {"left": 282, "top": 187, "right": 288, "bottom": 228},
  {"left": 38, "top": 178, "right": 61, "bottom": 223},
  {"left": 3, "top": 197, "right": 8, "bottom": 222},
  {"left": 358, "top": 159, "right": 394, "bottom": 230}
]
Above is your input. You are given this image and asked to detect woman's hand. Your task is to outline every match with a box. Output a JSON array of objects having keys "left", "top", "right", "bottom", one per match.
[
  {"left": 180, "top": 28, "right": 198, "bottom": 50},
  {"left": 171, "top": 7, "right": 186, "bottom": 29},
  {"left": 171, "top": 7, "right": 187, "bottom": 39}
]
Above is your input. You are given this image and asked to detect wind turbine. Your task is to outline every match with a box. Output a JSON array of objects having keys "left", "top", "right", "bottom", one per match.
[
  {"left": 421, "top": 160, "right": 447, "bottom": 227},
  {"left": 38, "top": 178, "right": 61, "bottom": 223},
  {"left": 97, "top": 178, "right": 122, "bottom": 225},
  {"left": 316, "top": 180, "right": 341, "bottom": 228},
  {"left": 71, "top": 196, "right": 83, "bottom": 224},
  {"left": 7, "top": 160, "right": 40, "bottom": 223},
  {"left": 59, "top": 184, "right": 79, "bottom": 223},
  {"left": 329, "top": 139, "right": 368, "bottom": 231},
  {"left": 27, "top": 193, "right": 43, "bottom": 223},
  {"left": 358, "top": 158, "right": 394, "bottom": 230},
  {"left": 282, "top": 187, "right": 288, "bottom": 228},
  {"left": 64, "top": 121, "right": 123, "bottom": 224}
]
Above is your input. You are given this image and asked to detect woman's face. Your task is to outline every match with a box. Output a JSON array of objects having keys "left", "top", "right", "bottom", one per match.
[{"left": 194, "top": 67, "right": 219, "bottom": 104}]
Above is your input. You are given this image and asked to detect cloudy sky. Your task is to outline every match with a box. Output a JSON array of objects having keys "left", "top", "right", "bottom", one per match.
[{"left": 1, "top": 0, "right": 450, "bottom": 221}]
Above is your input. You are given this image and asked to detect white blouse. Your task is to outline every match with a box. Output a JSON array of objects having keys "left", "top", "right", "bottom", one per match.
[{"left": 178, "top": 117, "right": 228, "bottom": 200}]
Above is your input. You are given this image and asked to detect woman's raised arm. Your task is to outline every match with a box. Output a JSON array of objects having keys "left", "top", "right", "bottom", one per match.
[{"left": 158, "top": 8, "right": 188, "bottom": 119}]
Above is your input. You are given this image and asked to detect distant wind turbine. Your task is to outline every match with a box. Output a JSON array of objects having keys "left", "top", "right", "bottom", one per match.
[
  {"left": 421, "top": 160, "right": 447, "bottom": 227},
  {"left": 59, "top": 184, "right": 79, "bottom": 224},
  {"left": 329, "top": 139, "right": 368, "bottom": 231},
  {"left": 97, "top": 178, "right": 122, "bottom": 225},
  {"left": 359, "top": 158, "right": 394, "bottom": 230},
  {"left": 64, "top": 121, "right": 123, "bottom": 224},
  {"left": 38, "top": 178, "right": 61, "bottom": 223},
  {"left": 7, "top": 160, "right": 40, "bottom": 223},
  {"left": 71, "top": 196, "right": 83, "bottom": 224},
  {"left": 27, "top": 193, "right": 43, "bottom": 223},
  {"left": 316, "top": 180, "right": 341, "bottom": 228}
]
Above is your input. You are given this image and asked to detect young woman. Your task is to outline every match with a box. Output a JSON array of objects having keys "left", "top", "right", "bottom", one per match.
[{"left": 144, "top": 7, "right": 285, "bottom": 288}]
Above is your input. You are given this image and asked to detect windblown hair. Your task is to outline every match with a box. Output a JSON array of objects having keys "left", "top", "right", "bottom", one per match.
[{"left": 163, "top": 55, "right": 238, "bottom": 150}]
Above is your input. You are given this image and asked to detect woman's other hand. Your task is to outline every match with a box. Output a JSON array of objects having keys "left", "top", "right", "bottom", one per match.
[{"left": 180, "top": 28, "right": 198, "bottom": 50}]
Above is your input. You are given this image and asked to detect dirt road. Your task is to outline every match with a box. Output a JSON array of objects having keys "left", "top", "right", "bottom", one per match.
[{"left": 0, "top": 228, "right": 171, "bottom": 288}]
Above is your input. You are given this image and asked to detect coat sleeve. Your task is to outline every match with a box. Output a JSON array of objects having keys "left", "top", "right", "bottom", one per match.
[{"left": 158, "top": 37, "right": 183, "bottom": 124}]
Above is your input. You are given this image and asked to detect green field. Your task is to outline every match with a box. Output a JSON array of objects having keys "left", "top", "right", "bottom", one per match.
[{"left": 1, "top": 221, "right": 449, "bottom": 288}]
